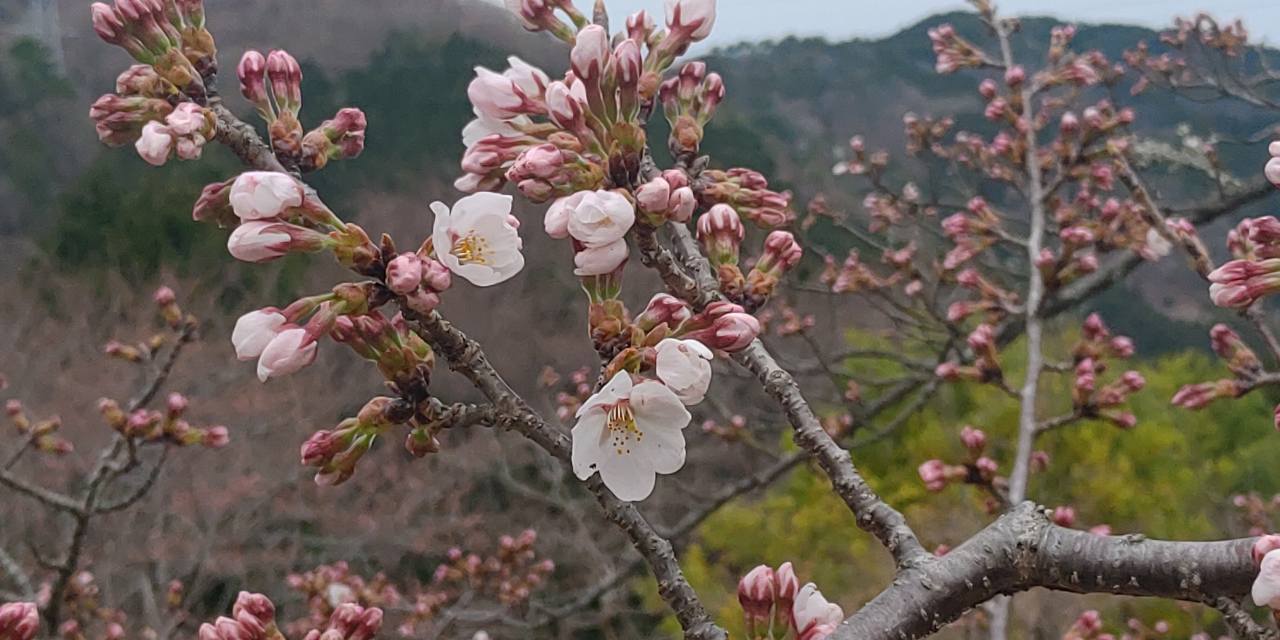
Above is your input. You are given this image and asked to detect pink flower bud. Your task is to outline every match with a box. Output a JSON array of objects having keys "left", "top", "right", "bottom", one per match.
[
  {"left": 226, "top": 222, "right": 294, "bottom": 263},
  {"left": 256, "top": 326, "right": 318, "bottom": 381},
  {"left": 153, "top": 285, "right": 176, "bottom": 306},
  {"left": 203, "top": 426, "right": 230, "bottom": 448},
  {"left": 1052, "top": 506, "right": 1076, "bottom": 527},
  {"left": 166, "top": 392, "right": 189, "bottom": 416},
  {"left": 665, "top": 0, "right": 717, "bottom": 42},
  {"left": 232, "top": 308, "right": 287, "bottom": 360},
  {"left": 1267, "top": 157, "right": 1280, "bottom": 187},
  {"left": 420, "top": 257, "right": 453, "bottom": 292},
  {"left": 978, "top": 78, "right": 997, "bottom": 100},
  {"left": 737, "top": 565, "right": 777, "bottom": 623},
  {"left": 229, "top": 171, "right": 305, "bottom": 221},
  {"left": 757, "top": 231, "right": 803, "bottom": 275},
  {"left": 918, "top": 459, "right": 948, "bottom": 491},
  {"left": 1004, "top": 65, "right": 1025, "bottom": 86},
  {"left": 775, "top": 562, "right": 800, "bottom": 604},
  {"left": 237, "top": 50, "right": 268, "bottom": 105},
  {"left": 637, "top": 293, "right": 693, "bottom": 331},
  {"left": 266, "top": 49, "right": 303, "bottom": 112},
  {"left": 1110, "top": 336, "right": 1135, "bottom": 358},
  {"left": 135, "top": 121, "right": 172, "bottom": 166},
  {"left": 166, "top": 103, "right": 209, "bottom": 137},
  {"left": 571, "top": 25, "right": 610, "bottom": 82},
  {"left": 959, "top": 425, "right": 986, "bottom": 452},
  {"left": 975, "top": 456, "right": 998, "bottom": 478},
  {"left": 614, "top": 39, "right": 643, "bottom": 86},
  {"left": 385, "top": 253, "right": 425, "bottom": 295},
  {"left": 469, "top": 67, "right": 526, "bottom": 121},
  {"left": 684, "top": 309, "right": 760, "bottom": 352},
  {"left": 635, "top": 177, "right": 672, "bottom": 215},
  {"left": 668, "top": 187, "right": 696, "bottom": 222},
  {"left": 0, "top": 602, "right": 39, "bottom": 640},
  {"left": 510, "top": 144, "right": 564, "bottom": 180}
]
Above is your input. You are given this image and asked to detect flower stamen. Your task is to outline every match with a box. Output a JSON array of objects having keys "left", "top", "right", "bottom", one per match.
[{"left": 451, "top": 232, "right": 491, "bottom": 265}]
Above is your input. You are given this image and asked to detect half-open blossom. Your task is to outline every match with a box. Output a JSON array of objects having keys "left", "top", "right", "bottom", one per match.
[
  {"left": 256, "top": 326, "right": 318, "bottom": 381},
  {"left": 655, "top": 338, "right": 713, "bottom": 405},
  {"left": 1254, "top": 549, "right": 1280, "bottom": 609},
  {"left": 468, "top": 67, "right": 528, "bottom": 121},
  {"left": 571, "top": 371, "right": 690, "bottom": 502},
  {"left": 431, "top": 192, "right": 524, "bottom": 286},
  {"left": 230, "top": 171, "right": 305, "bottom": 221},
  {"left": 135, "top": 121, "right": 173, "bottom": 166},
  {"left": 574, "top": 239, "right": 629, "bottom": 276},
  {"left": 792, "top": 583, "right": 844, "bottom": 640},
  {"left": 504, "top": 56, "right": 549, "bottom": 101},
  {"left": 232, "top": 309, "right": 287, "bottom": 360},
  {"left": 563, "top": 190, "right": 636, "bottom": 247}
]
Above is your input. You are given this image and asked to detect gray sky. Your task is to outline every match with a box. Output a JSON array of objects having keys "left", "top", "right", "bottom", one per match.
[{"left": 484, "top": 0, "right": 1280, "bottom": 47}]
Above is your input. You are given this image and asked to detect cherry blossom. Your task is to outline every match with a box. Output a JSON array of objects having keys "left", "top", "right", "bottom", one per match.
[
  {"left": 571, "top": 372, "right": 690, "bottom": 502},
  {"left": 430, "top": 193, "right": 525, "bottom": 286}
]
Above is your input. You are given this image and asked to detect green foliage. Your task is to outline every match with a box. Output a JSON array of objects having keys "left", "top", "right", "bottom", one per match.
[
  {"left": 642, "top": 328, "right": 1279, "bottom": 636},
  {"left": 0, "top": 38, "right": 74, "bottom": 212}
]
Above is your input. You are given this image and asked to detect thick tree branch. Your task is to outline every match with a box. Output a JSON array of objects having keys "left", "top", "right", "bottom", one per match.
[{"left": 832, "top": 503, "right": 1259, "bottom": 640}]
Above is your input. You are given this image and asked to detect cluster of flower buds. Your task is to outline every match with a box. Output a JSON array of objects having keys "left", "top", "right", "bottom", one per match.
[
  {"left": 198, "top": 591, "right": 381, "bottom": 640},
  {"left": 98, "top": 393, "right": 229, "bottom": 448},
  {"left": 1233, "top": 492, "right": 1280, "bottom": 537},
  {"left": 0, "top": 602, "right": 38, "bottom": 640},
  {"left": 89, "top": 85, "right": 172, "bottom": 147},
  {"left": 1066, "top": 314, "right": 1143, "bottom": 428},
  {"left": 1126, "top": 15, "right": 1248, "bottom": 97},
  {"left": 736, "top": 562, "right": 843, "bottom": 640},
  {"left": 756, "top": 303, "right": 816, "bottom": 338},
  {"left": 203, "top": 171, "right": 372, "bottom": 269},
  {"left": 5, "top": 400, "right": 73, "bottom": 455},
  {"left": 90, "top": 0, "right": 214, "bottom": 101},
  {"left": 941, "top": 197, "right": 1002, "bottom": 272},
  {"left": 430, "top": 530, "right": 554, "bottom": 607},
  {"left": 928, "top": 24, "right": 985, "bottom": 74},
  {"left": 1209, "top": 215, "right": 1280, "bottom": 309},
  {"left": 285, "top": 562, "right": 400, "bottom": 637},
  {"left": 460, "top": 2, "right": 717, "bottom": 200},
  {"left": 935, "top": 323, "right": 1003, "bottom": 385},
  {"left": 917, "top": 425, "right": 1004, "bottom": 506},
  {"left": 820, "top": 250, "right": 888, "bottom": 295},
  {"left": 659, "top": 61, "right": 724, "bottom": 157},
  {"left": 695, "top": 205, "right": 802, "bottom": 309},
  {"left": 132, "top": 102, "right": 217, "bottom": 166},
  {"left": 701, "top": 414, "right": 747, "bottom": 441},
  {"left": 946, "top": 268, "right": 1021, "bottom": 323},
  {"left": 1170, "top": 323, "right": 1265, "bottom": 417},
  {"left": 233, "top": 282, "right": 379, "bottom": 382},
  {"left": 698, "top": 168, "right": 794, "bottom": 229},
  {"left": 539, "top": 365, "right": 594, "bottom": 422},
  {"left": 300, "top": 396, "right": 411, "bottom": 485},
  {"left": 237, "top": 50, "right": 367, "bottom": 171}
]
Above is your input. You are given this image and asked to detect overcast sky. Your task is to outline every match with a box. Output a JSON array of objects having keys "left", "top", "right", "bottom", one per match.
[{"left": 483, "top": 0, "right": 1280, "bottom": 47}]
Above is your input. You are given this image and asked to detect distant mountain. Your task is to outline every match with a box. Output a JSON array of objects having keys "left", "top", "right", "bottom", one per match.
[{"left": 2, "top": 5, "right": 1275, "bottom": 348}]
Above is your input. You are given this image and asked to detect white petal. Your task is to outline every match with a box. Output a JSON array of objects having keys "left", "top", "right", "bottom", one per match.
[
  {"left": 597, "top": 452, "right": 657, "bottom": 502},
  {"left": 571, "top": 411, "right": 608, "bottom": 480},
  {"left": 632, "top": 380, "right": 692, "bottom": 429}
]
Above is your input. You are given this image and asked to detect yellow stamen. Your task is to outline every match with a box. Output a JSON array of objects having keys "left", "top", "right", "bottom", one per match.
[
  {"left": 606, "top": 402, "right": 642, "bottom": 455},
  {"left": 451, "top": 232, "right": 490, "bottom": 265}
]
